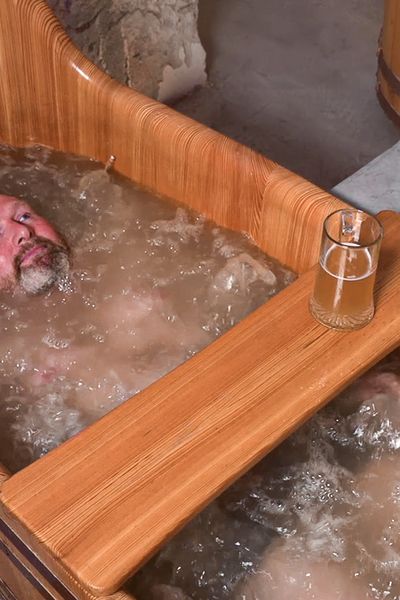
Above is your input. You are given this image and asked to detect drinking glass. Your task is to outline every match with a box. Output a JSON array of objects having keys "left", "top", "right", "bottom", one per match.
[{"left": 309, "top": 209, "right": 383, "bottom": 330}]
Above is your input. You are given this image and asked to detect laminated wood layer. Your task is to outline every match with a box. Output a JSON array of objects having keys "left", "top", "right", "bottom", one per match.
[
  {"left": 377, "top": 0, "right": 400, "bottom": 125},
  {"left": 1, "top": 1, "right": 397, "bottom": 599},
  {"left": 0, "top": 0, "right": 346, "bottom": 274},
  {"left": 3, "top": 211, "right": 400, "bottom": 596}
]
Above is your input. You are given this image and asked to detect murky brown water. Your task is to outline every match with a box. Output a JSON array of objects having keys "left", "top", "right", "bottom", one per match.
[
  {"left": 1, "top": 144, "right": 399, "bottom": 600},
  {"left": 0, "top": 144, "right": 294, "bottom": 473}
]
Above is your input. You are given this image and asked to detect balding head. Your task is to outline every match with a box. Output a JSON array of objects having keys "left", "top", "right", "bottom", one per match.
[{"left": 0, "top": 194, "right": 71, "bottom": 294}]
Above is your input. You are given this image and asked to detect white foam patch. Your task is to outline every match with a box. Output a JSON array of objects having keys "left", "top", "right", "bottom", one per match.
[
  {"left": 130, "top": 356, "right": 400, "bottom": 600},
  {"left": 0, "top": 146, "right": 293, "bottom": 476},
  {"left": 4, "top": 146, "right": 399, "bottom": 600}
]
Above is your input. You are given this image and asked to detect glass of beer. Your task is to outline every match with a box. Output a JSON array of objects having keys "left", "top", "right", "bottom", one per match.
[{"left": 309, "top": 209, "right": 383, "bottom": 330}]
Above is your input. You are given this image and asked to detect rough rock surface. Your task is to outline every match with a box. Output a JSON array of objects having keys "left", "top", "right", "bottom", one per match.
[{"left": 48, "top": 0, "right": 206, "bottom": 101}]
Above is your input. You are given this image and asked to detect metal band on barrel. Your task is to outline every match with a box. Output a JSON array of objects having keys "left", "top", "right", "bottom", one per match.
[
  {"left": 376, "top": 82, "right": 400, "bottom": 128},
  {"left": 377, "top": 48, "right": 400, "bottom": 95}
]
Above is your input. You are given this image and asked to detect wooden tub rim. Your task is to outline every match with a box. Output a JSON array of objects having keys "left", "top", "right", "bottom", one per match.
[{"left": 1, "top": 1, "right": 400, "bottom": 598}]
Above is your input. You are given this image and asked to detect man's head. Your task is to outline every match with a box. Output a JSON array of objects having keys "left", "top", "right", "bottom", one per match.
[{"left": 0, "top": 194, "right": 71, "bottom": 294}]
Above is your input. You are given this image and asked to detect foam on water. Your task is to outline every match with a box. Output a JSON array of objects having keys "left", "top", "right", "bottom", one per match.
[
  {"left": 2, "top": 145, "right": 399, "bottom": 600},
  {"left": 129, "top": 355, "right": 400, "bottom": 600},
  {"left": 0, "top": 144, "right": 294, "bottom": 472}
]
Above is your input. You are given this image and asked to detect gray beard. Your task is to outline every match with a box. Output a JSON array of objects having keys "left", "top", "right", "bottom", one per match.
[{"left": 17, "top": 244, "right": 71, "bottom": 295}]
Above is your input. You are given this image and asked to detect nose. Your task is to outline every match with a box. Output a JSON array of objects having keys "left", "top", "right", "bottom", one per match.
[{"left": 11, "top": 221, "right": 33, "bottom": 246}]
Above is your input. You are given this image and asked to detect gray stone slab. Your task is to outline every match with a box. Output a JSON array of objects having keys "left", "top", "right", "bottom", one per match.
[{"left": 332, "top": 142, "right": 400, "bottom": 214}]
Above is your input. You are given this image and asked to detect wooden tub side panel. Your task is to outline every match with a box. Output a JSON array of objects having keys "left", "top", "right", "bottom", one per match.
[
  {"left": 0, "top": 478, "right": 137, "bottom": 599},
  {"left": 0, "top": 0, "right": 278, "bottom": 257},
  {"left": 0, "top": 464, "right": 9, "bottom": 488},
  {"left": 0, "top": 545, "right": 49, "bottom": 600},
  {"left": 0, "top": 465, "right": 59, "bottom": 600},
  {"left": 257, "top": 166, "right": 347, "bottom": 273},
  {"left": 0, "top": 0, "right": 349, "bottom": 274},
  {"left": 2, "top": 211, "right": 400, "bottom": 596},
  {"left": 0, "top": 519, "right": 136, "bottom": 600},
  {"left": 377, "top": 0, "right": 400, "bottom": 123},
  {"left": 0, "top": 0, "right": 385, "bottom": 597}
]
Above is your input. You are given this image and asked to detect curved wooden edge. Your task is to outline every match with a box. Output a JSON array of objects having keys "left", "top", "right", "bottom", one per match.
[
  {"left": 257, "top": 165, "right": 348, "bottom": 273},
  {"left": 377, "top": 80, "right": 400, "bottom": 128},
  {"left": 378, "top": 48, "right": 400, "bottom": 95},
  {"left": 382, "top": 0, "right": 400, "bottom": 74},
  {"left": 0, "top": 463, "right": 10, "bottom": 488},
  {"left": 0, "top": 1, "right": 274, "bottom": 255},
  {"left": 377, "top": 48, "right": 400, "bottom": 128},
  {"left": 2, "top": 211, "right": 400, "bottom": 596},
  {"left": 378, "top": 0, "right": 400, "bottom": 126},
  {"left": 0, "top": 516, "right": 137, "bottom": 600},
  {"left": 0, "top": 0, "right": 350, "bottom": 275}
]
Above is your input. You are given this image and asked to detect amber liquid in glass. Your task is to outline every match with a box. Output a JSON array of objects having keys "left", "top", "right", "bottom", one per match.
[{"left": 311, "top": 244, "right": 377, "bottom": 329}]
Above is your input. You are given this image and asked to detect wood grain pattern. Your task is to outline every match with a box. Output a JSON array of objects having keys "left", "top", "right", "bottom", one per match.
[
  {"left": 0, "top": 0, "right": 347, "bottom": 274},
  {"left": 0, "top": 519, "right": 135, "bottom": 600},
  {"left": 0, "top": 541, "right": 48, "bottom": 600},
  {"left": 0, "top": 1, "right": 398, "bottom": 598},
  {"left": 377, "top": 0, "right": 400, "bottom": 123},
  {"left": 0, "top": 0, "right": 273, "bottom": 259},
  {"left": 0, "top": 464, "right": 9, "bottom": 488},
  {"left": 2, "top": 211, "right": 400, "bottom": 595},
  {"left": 257, "top": 165, "right": 347, "bottom": 273},
  {"left": 382, "top": 0, "right": 400, "bottom": 73},
  {"left": 0, "top": 528, "right": 68, "bottom": 600}
]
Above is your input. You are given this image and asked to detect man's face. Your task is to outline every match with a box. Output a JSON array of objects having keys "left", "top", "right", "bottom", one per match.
[{"left": 0, "top": 194, "right": 71, "bottom": 294}]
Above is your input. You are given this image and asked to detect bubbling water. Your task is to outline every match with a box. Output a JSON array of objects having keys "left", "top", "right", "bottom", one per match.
[
  {"left": 129, "top": 353, "right": 400, "bottom": 600},
  {"left": 2, "top": 146, "right": 398, "bottom": 600},
  {"left": 0, "top": 144, "right": 295, "bottom": 472}
]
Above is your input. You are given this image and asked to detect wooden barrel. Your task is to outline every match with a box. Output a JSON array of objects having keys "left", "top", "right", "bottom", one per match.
[
  {"left": 377, "top": 0, "right": 400, "bottom": 126},
  {"left": 0, "top": 462, "right": 9, "bottom": 486}
]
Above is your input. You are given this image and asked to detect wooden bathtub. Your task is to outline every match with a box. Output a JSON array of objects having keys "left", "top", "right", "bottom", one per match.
[
  {"left": 377, "top": 0, "right": 400, "bottom": 127},
  {"left": 1, "top": 1, "right": 400, "bottom": 599}
]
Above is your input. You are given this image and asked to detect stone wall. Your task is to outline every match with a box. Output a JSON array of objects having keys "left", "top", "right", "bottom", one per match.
[{"left": 48, "top": 0, "right": 206, "bottom": 101}]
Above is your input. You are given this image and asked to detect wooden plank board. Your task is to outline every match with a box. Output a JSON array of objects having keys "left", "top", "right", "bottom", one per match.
[
  {"left": 0, "top": 518, "right": 136, "bottom": 600},
  {"left": 2, "top": 210, "right": 400, "bottom": 596}
]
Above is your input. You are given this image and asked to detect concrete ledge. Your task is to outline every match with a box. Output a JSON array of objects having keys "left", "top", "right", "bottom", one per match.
[{"left": 333, "top": 142, "right": 400, "bottom": 214}]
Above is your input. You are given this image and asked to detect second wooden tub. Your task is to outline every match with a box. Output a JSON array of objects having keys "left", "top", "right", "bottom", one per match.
[
  {"left": 377, "top": 0, "right": 400, "bottom": 126},
  {"left": 1, "top": 2, "right": 400, "bottom": 599}
]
